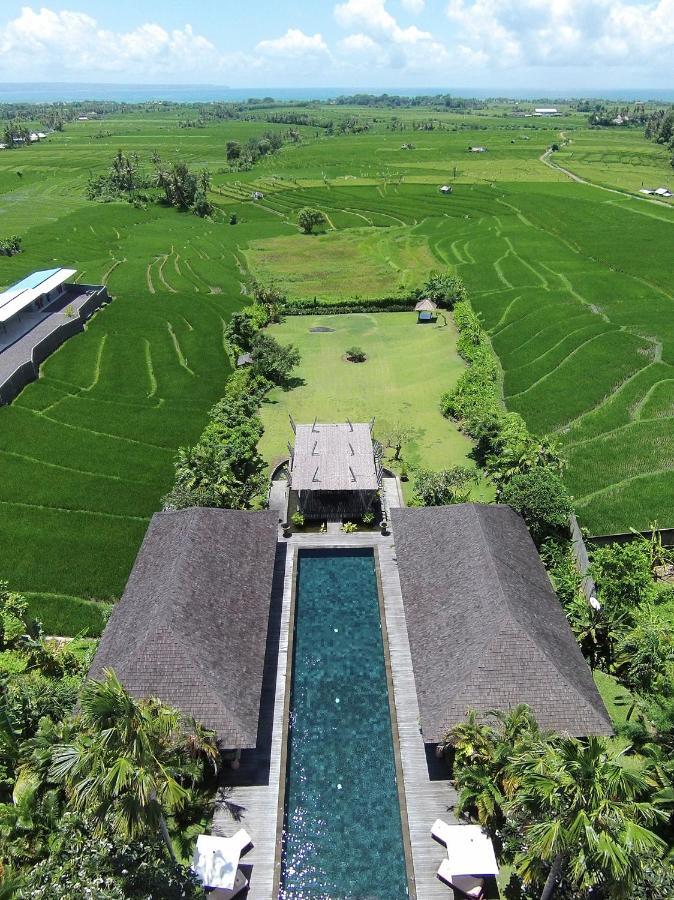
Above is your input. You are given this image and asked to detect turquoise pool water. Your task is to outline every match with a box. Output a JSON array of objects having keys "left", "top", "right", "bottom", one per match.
[{"left": 281, "top": 548, "right": 409, "bottom": 899}]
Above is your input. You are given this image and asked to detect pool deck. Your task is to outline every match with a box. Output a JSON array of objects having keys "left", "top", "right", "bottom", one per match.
[{"left": 214, "top": 507, "right": 457, "bottom": 899}]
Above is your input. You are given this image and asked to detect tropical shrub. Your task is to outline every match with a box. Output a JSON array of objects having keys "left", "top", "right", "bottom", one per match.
[
  {"left": 345, "top": 346, "right": 367, "bottom": 362},
  {"left": 498, "top": 467, "right": 572, "bottom": 545},
  {"left": 251, "top": 332, "right": 301, "bottom": 386},
  {"left": 412, "top": 466, "right": 477, "bottom": 507}
]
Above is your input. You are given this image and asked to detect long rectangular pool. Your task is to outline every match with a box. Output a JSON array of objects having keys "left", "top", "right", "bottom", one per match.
[{"left": 281, "top": 548, "right": 409, "bottom": 899}]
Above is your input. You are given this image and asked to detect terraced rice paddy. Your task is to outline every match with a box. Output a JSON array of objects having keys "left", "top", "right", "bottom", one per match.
[{"left": 1, "top": 104, "right": 673, "bottom": 630}]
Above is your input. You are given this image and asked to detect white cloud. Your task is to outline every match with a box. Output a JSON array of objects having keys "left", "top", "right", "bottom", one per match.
[
  {"left": 400, "top": 0, "right": 425, "bottom": 12},
  {"left": 255, "top": 28, "right": 329, "bottom": 58},
  {"left": 445, "top": 0, "right": 674, "bottom": 69},
  {"left": 0, "top": 6, "right": 218, "bottom": 75},
  {"left": 334, "top": 0, "right": 447, "bottom": 69}
]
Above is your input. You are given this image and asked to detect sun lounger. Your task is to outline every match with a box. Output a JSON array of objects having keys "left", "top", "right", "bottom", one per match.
[
  {"left": 437, "top": 860, "right": 485, "bottom": 898},
  {"left": 432, "top": 818, "right": 453, "bottom": 845},
  {"left": 209, "top": 867, "right": 249, "bottom": 899},
  {"left": 228, "top": 828, "right": 253, "bottom": 855}
]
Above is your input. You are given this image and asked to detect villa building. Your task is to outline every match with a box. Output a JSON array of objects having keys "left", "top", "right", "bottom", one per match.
[
  {"left": 392, "top": 504, "right": 613, "bottom": 742},
  {"left": 89, "top": 507, "right": 278, "bottom": 751},
  {"left": 89, "top": 500, "right": 611, "bottom": 899}
]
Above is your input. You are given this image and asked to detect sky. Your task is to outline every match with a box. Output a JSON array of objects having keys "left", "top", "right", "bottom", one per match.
[{"left": 0, "top": 1, "right": 672, "bottom": 92}]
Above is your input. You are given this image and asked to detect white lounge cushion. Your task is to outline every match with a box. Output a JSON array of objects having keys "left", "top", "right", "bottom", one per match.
[
  {"left": 229, "top": 828, "right": 253, "bottom": 854},
  {"left": 209, "top": 868, "right": 249, "bottom": 899},
  {"left": 437, "top": 860, "right": 484, "bottom": 898},
  {"left": 431, "top": 818, "right": 453, "bottom": 844}
]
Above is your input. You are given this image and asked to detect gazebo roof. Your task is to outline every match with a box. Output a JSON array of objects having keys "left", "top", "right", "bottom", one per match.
[
  {"left": 290, "top": 422, "right": 379, "bottom": 491},
  {"left": 414, "top": 298, "right": 438, "bottom": 311}
]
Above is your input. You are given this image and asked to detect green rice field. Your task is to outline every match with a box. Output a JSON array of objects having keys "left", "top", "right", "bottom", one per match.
[{"left": 1, "top": 103, "right": 673, "bottom": 630}]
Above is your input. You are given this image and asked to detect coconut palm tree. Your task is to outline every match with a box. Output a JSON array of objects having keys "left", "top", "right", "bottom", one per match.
[
  {"left": 48, "top": 671, "right": 218, "bottom": 860},
  {"left": 505, "top": 735, "right": 667, "bottom": 900}
]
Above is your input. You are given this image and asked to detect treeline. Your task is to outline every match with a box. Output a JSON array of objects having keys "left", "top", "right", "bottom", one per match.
[
  {"left": 163, "top": 284, "right": 300, "bottom": 511},
  {"left": 332, "top": 93, "right": 487, "bottom": 109},
  {"left": 645, "top": 108, "right": 674, "bottom": 166},
  {"left": 587, "top": 103, "right": 650, "bottom": 126},
  {"left": 225, "top": 128, "right": 300, "bottom": 171},
  {"left": 265, "top": 111, "right": 333, "bottom": 129},
  {"left": 87, "top": 149, "right": 214, "bottom": 217}
]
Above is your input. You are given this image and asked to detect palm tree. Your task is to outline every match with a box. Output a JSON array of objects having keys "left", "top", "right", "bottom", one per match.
[
  {"left": 505, "top": 735, "right": 667, "bottom": 900},
  {"left": 48, "top": 671, "right": 218, "bottom": 860}
]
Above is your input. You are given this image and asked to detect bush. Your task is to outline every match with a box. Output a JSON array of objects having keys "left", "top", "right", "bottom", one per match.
[
  {"left": 413, "top": 272, "right": 467, "bottom": 309},
  {"left": 251, "top": 332, "right": 301, "bottom": 386},
  {"left": 498, "top": 467, "right": 572, "bottom": 545},
  {"left": 345, "top": 346, "right": 367, "bottom": 362},
  {"left": 291, "top": 510, "right": 304, "bottom": 527},
  {"left": 412, "top": 467, "right": 477, "bottom": 507},
  {"left": 283, "top": 296, "right": 417, "bottom": 315}
]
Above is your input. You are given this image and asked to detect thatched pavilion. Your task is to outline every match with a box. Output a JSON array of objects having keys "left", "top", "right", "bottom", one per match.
[
  {"left": 288, "top": 419, "right": 383, "bottom": 520},
  {"left": 414, "top": 297, "right": 437, "bottom": 322}
]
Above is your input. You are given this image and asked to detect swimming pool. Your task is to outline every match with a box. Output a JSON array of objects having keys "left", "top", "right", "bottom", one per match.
[{"left": 280, "top": 547, "right": 409, "bottom": 899}]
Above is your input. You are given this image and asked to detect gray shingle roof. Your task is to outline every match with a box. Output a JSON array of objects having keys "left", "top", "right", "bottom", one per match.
[
  {"left": 290, "top": 422, "right": 378, "bottom": 491},
  {"left": 391, "top": 504, "right": 612, "bottom": 742},
  {"left": 88, "top": 507, "right": 279, "bottom": 748}
]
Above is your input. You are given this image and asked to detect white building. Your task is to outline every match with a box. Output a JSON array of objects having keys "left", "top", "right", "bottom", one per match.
[
  {"left": 534, "top": 107, "right": 559, "bottom": 116},
  {"left": 0, "top": 268, "right": 76, "bottom": 331}
]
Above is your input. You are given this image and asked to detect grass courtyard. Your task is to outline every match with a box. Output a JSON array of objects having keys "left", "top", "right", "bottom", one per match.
[{"left": 258, "top": 311, "right": 479, "bottom": 496}]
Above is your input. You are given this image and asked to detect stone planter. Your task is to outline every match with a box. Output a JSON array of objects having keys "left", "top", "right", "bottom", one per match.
[{"left": 281, "top": 523, "right": 292, "bottom": 538}]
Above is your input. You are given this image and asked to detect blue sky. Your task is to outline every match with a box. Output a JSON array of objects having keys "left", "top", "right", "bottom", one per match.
[{"left": 0, "top": 1, "right": 672, "bottom": 90}]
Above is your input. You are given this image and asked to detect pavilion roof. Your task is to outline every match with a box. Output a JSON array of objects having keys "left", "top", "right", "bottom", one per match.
[{"left": 290, "top": 422, "right": 379, "bottom": 491}]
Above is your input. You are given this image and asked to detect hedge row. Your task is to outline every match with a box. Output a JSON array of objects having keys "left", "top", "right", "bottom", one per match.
[
  {"left": 282, "top": 296, "right": 417, "bottom": 315},
  {"left": 440, "top": 299, "right": 502, "bottom": 431}
]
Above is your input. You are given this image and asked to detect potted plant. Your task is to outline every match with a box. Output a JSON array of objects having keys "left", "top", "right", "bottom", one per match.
[
  {"left": 380, "top": 517, "right": 389, "bottom": 535},
  {"left": 362, "top": 511, "right": 375, "bottom": 526},
  {"left": 281, "top": 522, "right": 292, "bottom": 538},
  {"left": 341, "top": 521, "right": 358, "bottom": 534},
  {"left": 291, "top": 510, "right": 305, "bottom": 529}
]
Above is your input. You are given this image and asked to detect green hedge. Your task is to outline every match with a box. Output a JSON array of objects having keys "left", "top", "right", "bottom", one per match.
[
  {"left": 282, "top": 296, "right": 417, "bottom": 315},
  {"left": 440, "top": 299, "right": 502, "bottom": 431},
  {"left": 26, "top": 592, "right": 112, "bottom": 638}
]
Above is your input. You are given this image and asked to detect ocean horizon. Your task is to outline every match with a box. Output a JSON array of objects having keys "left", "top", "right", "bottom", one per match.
[{"left": 1, "top": 83, "right": 673, "bottom": 104}]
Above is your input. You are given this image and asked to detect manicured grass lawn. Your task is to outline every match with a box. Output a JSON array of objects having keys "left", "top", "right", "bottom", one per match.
[{"left": 258, "top": 312, "right": 483, "bottom": 497}]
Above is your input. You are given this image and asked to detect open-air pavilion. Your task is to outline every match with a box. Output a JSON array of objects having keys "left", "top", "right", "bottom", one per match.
[
  {"left": 288, "top": 418, "right": 383, "bottom": 520},
  {"left": 414, "top": 297, "right": 438, "bottom": 322}
]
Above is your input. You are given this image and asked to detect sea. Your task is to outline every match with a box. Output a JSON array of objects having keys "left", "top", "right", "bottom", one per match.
[{"left": 1, "top": 83, "right": 673, "bottom": 104}]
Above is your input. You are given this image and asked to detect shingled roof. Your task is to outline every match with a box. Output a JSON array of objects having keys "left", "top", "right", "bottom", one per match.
[
  {"left": 391, "top": 504, "right": 612, "bottom": 742},
  {"left": 89, "top": 507, "right": 279, "bottom": 748},
  {"left": 290, "top": 422, "right": 379, "bottom": 491}
]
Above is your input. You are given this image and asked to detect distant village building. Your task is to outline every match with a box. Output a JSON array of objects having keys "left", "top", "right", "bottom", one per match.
[
  {"left": 534, "top": 107, "right": 559, "bottom": 116},
  {"left": 468, "top": 146, "right": 487, "bottom": 153},
  {"left": 251, "top": 191, "right": 264, "bottom": 200},
  {"left": 236, "top": 352, "right": 253, "bottom": 368},
  {"left": 439, "top": 185, "right": 452, "bottom": 194},
  {"left": 640, "top": 186, "right": 673, "bottom": 197}
]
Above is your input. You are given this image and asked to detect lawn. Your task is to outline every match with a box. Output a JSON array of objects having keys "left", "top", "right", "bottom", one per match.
[{"left": 258, "top": 311, "right": 481, "bottom": 498}]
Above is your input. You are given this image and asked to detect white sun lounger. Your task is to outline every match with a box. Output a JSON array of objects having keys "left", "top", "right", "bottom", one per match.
[
  {"left": 228, "top": 828, "right": 253, "bottom": 855},
  {"left": 209, "top": 867, "right": 249, "bottom": 899},
  {"left": 437, "top": 860, "right": 485, "bottom": 898}
]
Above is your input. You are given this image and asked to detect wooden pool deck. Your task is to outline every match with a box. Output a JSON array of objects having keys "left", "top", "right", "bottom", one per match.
[{"left": 214, "top": 524, "right": 457, "bottom": 899}]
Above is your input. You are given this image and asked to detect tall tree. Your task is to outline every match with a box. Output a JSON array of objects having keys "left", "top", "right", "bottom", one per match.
[
  {"left": 505, "top": 736, "right": 667, "bottom": 899},
  {"left": 48, "top": 672, "right": 218, "bottom": 859}
]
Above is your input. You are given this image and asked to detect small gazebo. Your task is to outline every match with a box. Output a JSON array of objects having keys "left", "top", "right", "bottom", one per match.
[{"left": 414, "top": 298, "right": 438, "bottom": 322}]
